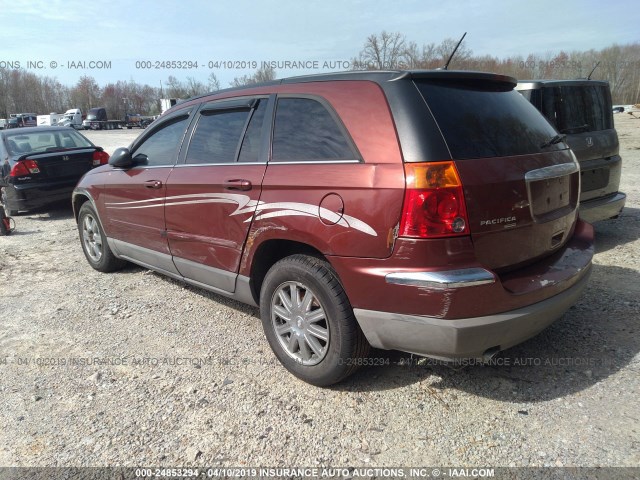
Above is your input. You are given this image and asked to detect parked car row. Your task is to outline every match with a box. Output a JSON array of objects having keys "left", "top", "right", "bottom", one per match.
[
  {"left": 2, "top": 111, "right": 83, "bottom": 130},
  {"left": 0, "top": 69, "right": 626, "bottom": 386},
  {"left": 0, "top": 107, "right": 155, "bottom": 132}
]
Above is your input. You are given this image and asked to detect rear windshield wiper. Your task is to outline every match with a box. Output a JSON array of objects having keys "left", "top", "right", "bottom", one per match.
[{"left": 540, "top": 134, "right": 567, "bottom": 149}]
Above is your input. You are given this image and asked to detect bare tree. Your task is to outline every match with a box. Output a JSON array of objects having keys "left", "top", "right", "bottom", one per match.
[
  {"left": 434, "top": 37, "right": 473, "bottom": 68},
  {"left": 352, "top": 31, "right": 410, "bottom": 70},
  {"left": 69, "top": 76, "right": 101, "bottom": 113},
  {"left": 404, "top": 41, "right": 438, "bottom": 69},
  {"left": 208, "top": 72, "right": 221, "bottom": 92},
  {"left": 184, "top": 77, "right": 206, "bottom": 97},
  {"left": 252, "top": 66, "right": 276, "bottom": 83},
  {"left": 101, "top": 82, "right": 125, "bottom": 118},
  {"left": 165, "top": 75, "right": 188, "bottom": 98},
  {"left": 230, "top": 66, "right": 277, "bottom": 87}
]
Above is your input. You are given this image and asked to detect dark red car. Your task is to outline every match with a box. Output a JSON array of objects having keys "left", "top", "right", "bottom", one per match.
[{"left": 73, "top": 71, "right": 594, "bottom": 386}]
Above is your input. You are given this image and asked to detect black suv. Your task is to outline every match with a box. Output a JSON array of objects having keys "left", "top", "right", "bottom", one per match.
[{"left": 516, "top": 79, "right": 625, "bottom": 223}]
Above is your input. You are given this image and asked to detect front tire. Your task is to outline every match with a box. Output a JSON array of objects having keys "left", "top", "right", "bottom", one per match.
[
  {"left": 260, "top": 255, "right": 370, "bottom": 386},
  {"left": 78, "top": 202, "right": 126, "bottom": 272}
]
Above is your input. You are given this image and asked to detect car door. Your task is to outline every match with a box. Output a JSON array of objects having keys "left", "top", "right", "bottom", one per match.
[
  {"left": 164, "top": 96, "right": 272, "bottom": 293},
  {"left": 101, "top": 110, "right": 192, "bottom": 275}
]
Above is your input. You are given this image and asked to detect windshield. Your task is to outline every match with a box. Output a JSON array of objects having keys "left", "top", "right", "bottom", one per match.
[
  {"left": 5, "top": 130, "right": 94, "bottom": 155},
  {"left": 415, "top": 80, "right": 565, "bottom": 160}
]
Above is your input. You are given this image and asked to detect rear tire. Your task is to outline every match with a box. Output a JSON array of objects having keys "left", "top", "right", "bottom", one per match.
[
  {"left": 1, "top": 189, "right": 18, "bottom": 216},
  {"left": 260, "top": 254, "right": 370, "bottom": 386},
  {"left": 78, "top": 202, "right": 126, "bottom": 272}
]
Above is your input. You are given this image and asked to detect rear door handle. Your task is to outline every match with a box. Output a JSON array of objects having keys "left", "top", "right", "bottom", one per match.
[
  {"left": 224, "top": 179, "right": 252, "bottom": 191},
  {"left": 145, "top": 180, "right": 163, "bottom": 189}
]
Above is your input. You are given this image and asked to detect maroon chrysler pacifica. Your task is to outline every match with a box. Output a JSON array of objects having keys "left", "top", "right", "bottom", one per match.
[{"left": 73, "top": 70, "right": 594, "bottom": 386}]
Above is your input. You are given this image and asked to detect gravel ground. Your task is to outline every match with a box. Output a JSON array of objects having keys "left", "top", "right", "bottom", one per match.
[{"left": 0, "top": 116, "right": 639, "bottom": 470}]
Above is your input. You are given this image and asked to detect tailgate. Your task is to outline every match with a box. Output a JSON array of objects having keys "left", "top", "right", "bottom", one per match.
[
  {"left": 28, "top": 148, "right": 96, "bottom": 181},
  {"left": 413, "top": 75, "right": 581, "bottom": 271},
  {"left": 456, "top": 151, "right": 579, "bottom": 270}
]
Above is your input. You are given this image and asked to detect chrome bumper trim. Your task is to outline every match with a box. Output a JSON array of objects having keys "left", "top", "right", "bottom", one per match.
[
  {"left": 357, "top": 264, "right": 592, "bottom": 359},
  {"left": 385, "top": 268, "right": 496, "bottom": 289}
]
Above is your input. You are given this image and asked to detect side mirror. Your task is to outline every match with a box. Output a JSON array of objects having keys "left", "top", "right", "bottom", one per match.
[{"left": 108, "top": 147, "right": 133, "bottom": 168}]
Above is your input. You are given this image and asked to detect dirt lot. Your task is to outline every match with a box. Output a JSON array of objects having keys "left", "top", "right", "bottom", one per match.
[{"left": 0, "top": 116, "right": 639, "bottom": 469}]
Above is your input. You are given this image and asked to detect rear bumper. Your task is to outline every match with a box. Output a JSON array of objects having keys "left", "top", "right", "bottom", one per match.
[
  {"left": 5, "top": 181, "right": 77, "bottom": 212},
  {"left": 331, "top": 220, "right": 594, "bottom": 359},
  {"left": 579, "top": 192, "right": 626, "bottom": 223},
  {"left": 354, "top": 264, "right": 592, "bottom": 359}
]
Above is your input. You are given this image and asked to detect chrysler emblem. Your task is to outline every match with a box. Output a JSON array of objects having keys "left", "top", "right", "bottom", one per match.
[{"left": 586, "top": 137, "right": 593, "bottom": 148}]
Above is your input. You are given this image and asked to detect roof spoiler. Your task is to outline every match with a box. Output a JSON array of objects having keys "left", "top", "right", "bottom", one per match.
[{"left": 392, "top": 70, "right": 517, "bottom": 89}]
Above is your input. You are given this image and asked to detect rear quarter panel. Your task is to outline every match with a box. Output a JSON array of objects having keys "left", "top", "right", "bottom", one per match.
[{"left": 239, "top": 81, "right": 406, "bottom": 276}]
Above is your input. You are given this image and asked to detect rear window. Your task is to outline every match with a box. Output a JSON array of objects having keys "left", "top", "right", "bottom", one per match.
[
  {"left": 5, "top": 130, "right": 93, "bottom": 155},
  {"left": 415, "top": 80, "right": 565, "bottom": 160},
  {"left": 540, "top": 85, "right": 613, "bottom": 134}
]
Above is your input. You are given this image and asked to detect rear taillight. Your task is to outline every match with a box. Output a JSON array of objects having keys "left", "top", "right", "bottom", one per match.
[
  {"left": 399, "top": 161, "right": 469, "bottom": 238},
  {"left": 92, "top": 150, "right": 110, "bottom": 166},
  {"left": 10, "top": 160, "right": 40, "bottom": 177}
]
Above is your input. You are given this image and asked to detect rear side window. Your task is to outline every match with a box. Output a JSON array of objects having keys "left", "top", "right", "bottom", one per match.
[
  {"left": 541, "top": 85, "right": 613, "bottom": 134},
  {"left": 416, "top": 81, "right": 564, "bottom": 160},
  {"left": 272, "top": 97, "right": 356, "bottom": 162}
]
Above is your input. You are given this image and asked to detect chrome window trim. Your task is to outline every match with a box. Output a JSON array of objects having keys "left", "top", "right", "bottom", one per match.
[
  {"left": 385, "top": 268, "right": 496, "bottom": 289},
  {"left": 140, "top": 160, "right": 360, "bottom": 167},
  {"left": 112, "top": 165, "right": 175, "bottom": 171},
  {"left": 266, "top": 159, "right": 360, "bottom": 165},
  {"left": 173, "top": 161, "right": 266, "bottom": 167}
]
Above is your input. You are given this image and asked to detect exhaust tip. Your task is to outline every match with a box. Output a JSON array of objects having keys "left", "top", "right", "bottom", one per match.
[{"left": 482, "top": 346, "right": 501, "bottom": 363}]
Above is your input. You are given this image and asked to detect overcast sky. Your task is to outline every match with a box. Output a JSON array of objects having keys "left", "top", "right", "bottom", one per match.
[{"left": 2, "top": 0, "right": 638, "bottom": 88}]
